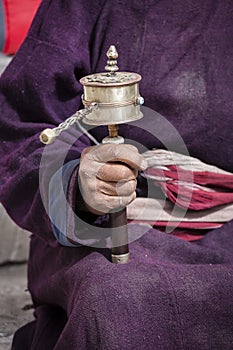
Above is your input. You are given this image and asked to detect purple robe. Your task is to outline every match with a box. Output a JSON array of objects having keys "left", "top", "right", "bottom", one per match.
[{"left": 1, "top": 0, "right": 233, "bottom": 349}]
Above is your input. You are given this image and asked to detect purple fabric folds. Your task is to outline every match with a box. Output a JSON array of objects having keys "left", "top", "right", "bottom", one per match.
[{"left": 0, "top": 0, "right": 233, "bottom": 349}]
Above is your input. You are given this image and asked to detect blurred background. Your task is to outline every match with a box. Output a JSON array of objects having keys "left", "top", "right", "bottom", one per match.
[{"left": 0, "top": 0, "right": 41, "bottom": 55}]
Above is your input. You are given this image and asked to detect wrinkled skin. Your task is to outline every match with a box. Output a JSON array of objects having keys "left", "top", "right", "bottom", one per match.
[{"left": 78, "top": 143, "right": 147, "bottom": 215}]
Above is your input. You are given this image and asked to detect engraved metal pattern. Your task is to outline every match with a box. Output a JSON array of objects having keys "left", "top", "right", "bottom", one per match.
[{"left": 81, "top": 72, "right": 140, "bottom": 85}]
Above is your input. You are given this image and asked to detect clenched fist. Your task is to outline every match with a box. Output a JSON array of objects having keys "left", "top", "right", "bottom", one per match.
[{"left": 78, "top": 144, "right": 147, "bottom": 215}]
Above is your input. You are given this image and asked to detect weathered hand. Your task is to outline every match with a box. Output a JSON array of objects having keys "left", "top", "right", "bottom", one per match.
[{"left": 78, "top": 144, "right": 147, "bottom": 214}]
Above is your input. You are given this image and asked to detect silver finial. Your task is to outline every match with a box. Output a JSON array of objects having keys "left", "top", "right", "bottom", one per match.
[{"left": 105, "top": 45, "right": 119, "bottom": 75}]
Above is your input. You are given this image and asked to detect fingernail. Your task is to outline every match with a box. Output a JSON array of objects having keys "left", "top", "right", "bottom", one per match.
[{"left": 141, "top": 159, "right": 148, "bottom": 170}]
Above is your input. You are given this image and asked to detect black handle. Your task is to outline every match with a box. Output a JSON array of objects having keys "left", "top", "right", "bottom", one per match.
[{"left": 110, "top": 208, "right": 129, "bottom": 264}]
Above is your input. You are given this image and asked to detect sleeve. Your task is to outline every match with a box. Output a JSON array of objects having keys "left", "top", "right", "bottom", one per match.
[
  {"left": 48, "top": 159, "right": 113, "bottom": 248},
  {"left": 49, "top": 160, "right": 80, "bottom": 247},
  {"left": 0, "top": 0, "right": 106, "bottom": 246}
]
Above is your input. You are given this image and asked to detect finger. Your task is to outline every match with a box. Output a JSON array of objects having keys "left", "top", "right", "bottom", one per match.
[
  {"left": 101, "top": 191, "right": 137, "bottom": 212},
  {"left": 97, "top": 163, "right": 138, "bottom": 182},
  {"left": 97, "top": 179, "right": 137, "bottom": 196},
  {"left": 113, "top": 192, "right": 137, "bottom": 209},
  {"left": 79, "top": 161, "right": 137, "bottom": 182},
  {"left": 83, "top": 144, "right": 147, "bottom": 171}
]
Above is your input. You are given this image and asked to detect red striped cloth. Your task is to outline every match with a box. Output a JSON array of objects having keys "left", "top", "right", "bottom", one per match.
[
  {"left": 128, "top": 150, "right": 233, "bottom": 241},
  {"left": 147, "top": 166, "right": 233, "bottom": 210}
]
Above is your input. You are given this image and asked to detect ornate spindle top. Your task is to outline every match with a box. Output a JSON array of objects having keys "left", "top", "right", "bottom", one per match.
[
  {"left": 105, "top": 45, "right": 119, "bottom": 75},
  {"left": 80, "top": 45, "right": 141, "bottom": 86}
]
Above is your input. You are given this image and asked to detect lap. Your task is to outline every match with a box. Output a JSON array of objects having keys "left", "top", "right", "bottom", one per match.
[{"left": 26, "top": 225, "right": 233, "bottom": 349}]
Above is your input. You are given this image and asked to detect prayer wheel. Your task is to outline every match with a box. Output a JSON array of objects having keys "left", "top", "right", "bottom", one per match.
[{"left": 40, "top": 45, "right": 144, "bottom": 264}]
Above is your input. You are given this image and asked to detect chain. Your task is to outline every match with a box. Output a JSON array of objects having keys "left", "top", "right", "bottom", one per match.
[
  {"left": 40, "top": 103, "right": 98, "bottom": 144},
  {"left": 53, "top": 103, "right": 98, "bottom": 137}
]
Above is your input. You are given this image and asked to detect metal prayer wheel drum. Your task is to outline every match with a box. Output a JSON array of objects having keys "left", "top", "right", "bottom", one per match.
[{"left": 79, "top": 46, "right": 144, "bottom": 126}]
